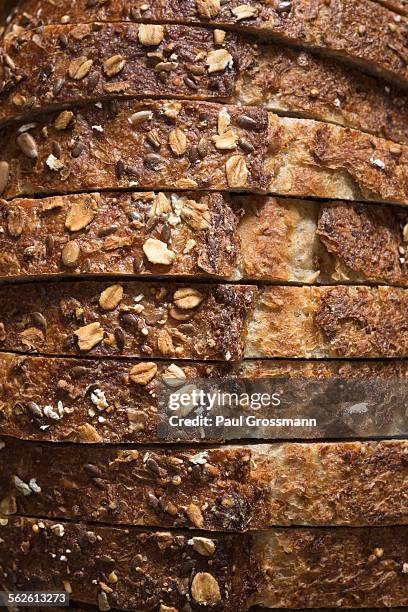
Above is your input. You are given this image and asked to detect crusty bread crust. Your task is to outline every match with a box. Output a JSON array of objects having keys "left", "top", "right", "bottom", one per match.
[
  {"left": 247, "top": 285, "right": 408, "bottom": 358},
  {"left": 2, "top": 282, "right": 408, "bottom": 359},
  {"left": 0, "top": 100, "right": 269, "bottom": 198},
  {"left": 0, "top": 354, "right": 406, "bottom": 443},
  {"left": 0, "top": 23, "right": 255, "bottom": 125},
  {"left": 375, "top": 0, "right": 408, "bottom": 14},
  {"left": 2, "top": 194, "right": 408, "bottom": 287},
  {"left": 1, "top": 438, "right": 406, "bottom": 527},
  {"left": 0, "top": 516, "right": 407, "bottom": 610},
  {"left": 3, "top": 24, "right": 408, "bottom": 146},
  {"left": 0, "top": 191, "right": 241, "bottom": 280},
  {"left": 267, "top": 115, "right": 408, "bottom": 205},
  {"left": 1, "top": 103, "right": 408, "bottom": 206},
  {"left": 6, "top": 0, "right": 408, "bottom": 88},
  {"left": 0, "top": 280, "right": 255, "bottom": 360},
  {"left": 251, "top": 526, "right": 408, "bottom": 609}
]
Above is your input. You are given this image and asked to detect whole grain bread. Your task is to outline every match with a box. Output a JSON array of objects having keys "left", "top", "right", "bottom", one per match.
[
  {"left": 1, "top": 438, "right": 406, "bottom": 528},
  {"left": 6, "top": 0, "right": 408, "bottom": 89},
  {"left": 1, "top": 102, "right": 408, "bottom": 206},
  {"left": 3, "top": 25, "right": 408, "bottom": 146},
  {"left": 2, "top": 193, "right": 408, "bottom": 287},
  {"left": 0, "top": 23, "right": 255, "bottom": 125},
  {"left": 2, "top": 281, "right": 408, "bottom": 359},
  {"left": 0, "top": 516, "right": 407, "bottom": 609},
  {"left": 0, "top": 354, "right": 406, "bottom": 443},
  {"left": 0, "top": 100, "right": 270, "bottom": 198},
  {"left": 0, "top": 280, "right": 256, "bottom": 360}
]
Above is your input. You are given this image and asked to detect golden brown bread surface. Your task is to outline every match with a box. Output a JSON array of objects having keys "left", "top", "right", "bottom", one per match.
[
  {"left": 247, "top": 285, "right": 408, "bottom": 358},
  {"left": 6, "top": 0, "right": 408, "bottom": 88},
  {"left": 0, "top": 99, "right": 269, "bottom": 198},
  {"left": 1, "top": 516, "right": 407, "bottom": 610},
  {"left": 3, "top": 193, "right": 408, "bottom": 286},
  {"left": 2, "top": 281, "right": 408, "bottom": 359},
  {"left": 3, "top": 24, "right": 408, "bottom": 146},
  {"left": 267, "top": 115, "right": 408, "bottom": 205},
  {"left": 1, "top": 438, "right": 407, "bottom": 527},
  {"left": 1, "top": 354, "right": 406, "bottom": 444}
]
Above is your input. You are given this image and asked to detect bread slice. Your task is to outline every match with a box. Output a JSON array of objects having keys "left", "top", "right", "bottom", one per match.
[
  {"left": 267, "top": 114, "right": 408, "bottom": 205},
  {"left": 0, "top": 100, "right": 270, "bottom": 198},
  {"left": 0, "top": 23, "right": 255, "bottom": 125},
  {"left": 2, "top": 193, "right": 408, "bottom": 287},
  {"left": 1, "top": 438, "right": 406, "bottom": 528},
  {"left": 1, "top": 281, "right": 408, "bottom": 359},
  {"left": 1, "top": 101, "right": 408, "bottom": 206},
  {"left": 1, "top": 516, "right": 407, "bottom": 609},
  {"left": 0, "top": 354, "right": 406, "bottom": 443},
  {"left": 3, "top": 24, "right": 408, "bottom": 146},
  {"left": 6, "top": 0, "right": 408, "bottom": 88}
]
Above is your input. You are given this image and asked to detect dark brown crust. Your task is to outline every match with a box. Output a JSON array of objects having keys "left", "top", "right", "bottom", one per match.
[
  {"left": 3, "top": 194, "right": 408, "bottom": 287},
  {"left": 0, "top": 280, "right": 255, "bottom": 360},
  {"left": 313, "top": 285, "right": 408, "bottom": 357},
  {"left": 6, "top": 0, "right": 408, "bottom": 88},
  {"left": 0, "top": 354, "right": 407, "bottom": 444},
  {"left": 375, "top": 0, "right": 408, "bottom": 15},
  {"left": 317, "top": 201, "right": 408, "bottom": 286},
  {"left": 1, "top": 517, "right": 408, "bottom": 610},
  {"left": 0, "top": 23, "right": 255, "bottom": 125},
  {"left": 252, "top": 526, "right": 408, "bottom": 609},
  {"left": 241, "top": 44, "right": 408, "bottom": 146},
  {"left": 267, "top": 115, "right": 408, "bottom": 206},
  {"left": 247, "top": 285, "right": 408, "bottom": 358},
  {"left": 1, "top": 438, "right": 407, "bottom": 528},
  {"left": 0, "top": 191, "right": 241, "bottom": 280},
  {"left": 3, "top": 26, "right": 408, "bottom": 147},
  {"left": 0, "top": 516, "right": 253, "bottom": 611},
  {"left": 0, "top": 100, "right": 269, "bottom": 199}
]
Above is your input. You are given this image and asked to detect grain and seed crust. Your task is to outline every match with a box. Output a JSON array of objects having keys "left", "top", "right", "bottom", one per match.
[
  {"left": 0, "top": 191, "right": 241, "bottom": 280},
  {"left": 0, "top": 100, "right": 269, "bottom": 199},
  {"left": 1, "top": 438, "right": 407, "bottom": 528},
  {"left": 0, "top": 517, "right": 407, "bottom": 610},
  {"left": 0, "top": 354, "right": 407, "bottom": 444},
  {"left": 0, "top": 280, "right": 255, "bottom": 360},
  {"left": 0, "top": 516, "right": 253, "bottom": 611},
  {"left": 0, "top": 23, "right": 255, "bottom": 126},
  {"left": 267, "top": 115, "right": 408, "bottom": 205},
  {"left": 3, "top": 193, "right": 408, "bottom": 287},
  {"left": 3, "top": 25, "right": 408, "bottom": 147},
  {"left": 247, "top": 285, "right": 408, "bottom": 358},
  {"left": 7, "top": 0, "right": 408, "bottom": 88}
]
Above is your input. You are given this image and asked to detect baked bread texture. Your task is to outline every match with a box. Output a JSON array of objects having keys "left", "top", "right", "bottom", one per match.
[
  {"left": 0, "top": 100, "right": 270, "bottom": 198},
  {"left": 1, "top": 280, "right": 408, "bottom": 359},
  {"left": 1, "top": 438, "right": 406, "bottom": 528},
  {"left": 6, "top": 0, "right": 408, "bottom": 88},
  {"left": 2, "top": 193, "right": 408, "bottom": 286},
  {"left": 1, "top": 101, "right": 408, "bottom": 206},
  {"left": 0, "top": 354, "right": 406, "bottom": 443},
  {"left": 2, "top": 24, "right": 408, "bottom": 146},
  {"left": 1, "top": 516, "right": 407, "bottom": 610}
]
